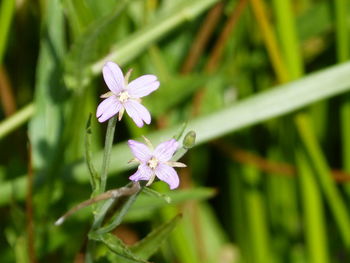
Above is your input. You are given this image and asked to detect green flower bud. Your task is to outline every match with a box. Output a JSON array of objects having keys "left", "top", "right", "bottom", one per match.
[{"left": 183, "top": 130, "right": 196, "bottom": 149}]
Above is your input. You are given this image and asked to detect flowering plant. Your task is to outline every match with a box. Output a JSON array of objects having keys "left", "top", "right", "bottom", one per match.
[{"left": 56, "top": 62, "right": 195, "bottom": 262}]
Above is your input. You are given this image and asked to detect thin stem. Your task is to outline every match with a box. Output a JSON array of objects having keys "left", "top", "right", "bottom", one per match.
[
  {"left": 99, "top": 116, "right": 117, "bottom": 194},
  {"left": 55, "top": 182, "right": 140, "bottom": 226}
]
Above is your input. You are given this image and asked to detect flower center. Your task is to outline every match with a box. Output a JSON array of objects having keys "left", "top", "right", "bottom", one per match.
[
  {"left": 147, "top": 157, "right": 159, "bottom": 169},
  {"left": 118, "top": 91, "right": 130, "bottom": 103}
]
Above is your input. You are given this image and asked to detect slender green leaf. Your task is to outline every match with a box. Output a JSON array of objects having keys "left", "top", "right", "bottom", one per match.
[
  {"left": 130, "top": 214, "right": 182, "bottom": 259},
  {"left": 89, "top": 232, "right": 148, "bottom": 263},
  {"left": 297, "top": 149, "right": 330, "bottom": 263},
  {"left": 124, "top": 187, "right": 215, "bottom": 222},
  {"left": 96, "top": 187, "right": 141, "bottom": 234},
  {"left": 295, "top": 113, "right": 350, "bottom": 248}
]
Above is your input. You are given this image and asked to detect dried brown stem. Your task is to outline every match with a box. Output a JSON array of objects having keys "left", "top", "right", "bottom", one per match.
[
  {"left": 55, "top": 182, "right": 141, "bottom": 226},
  {"left": 205, "top": 0, "right": 248, "bottom": 73},
  {"left": 181, "top": 2, "right": 224, "bottom": 74},
  {"left": 192, "top": 0, "right": 248, "bottom": 116},
  {"left": 213, "top": 140, "right": 350, "bottom": 183},
  {"left": 157, "top": 3, "right": 224, "bottom": 129},
  {"left": 0, "top": 66, "right": 16, "bottom": 116}
]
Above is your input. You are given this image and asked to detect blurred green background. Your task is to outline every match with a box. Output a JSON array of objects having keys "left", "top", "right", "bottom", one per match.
[{"left": 1, "top": 0, "right": 350, "bottom": 262}]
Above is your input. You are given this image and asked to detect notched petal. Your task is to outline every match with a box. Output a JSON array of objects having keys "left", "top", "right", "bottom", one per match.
[
  {"left": 124, "top": 100, "right": 151, "bottom": 127},
  {"left": 128, "top": 140, "right": 152, "bottom": 162},
  {"left": 155, "top": 163, "right": 179, "bottom": 190},
  {"left": 129, "top": 164, "right": 153, "bottom": 182},
  {"left": 154, "top": 139, "right": 179, "bottom": 162},
  {"left": 127, "top": 75, "right": 159, "bottom": 98},
  {"left": 103, "top": 61, "right": 125, "bottom": 94}
]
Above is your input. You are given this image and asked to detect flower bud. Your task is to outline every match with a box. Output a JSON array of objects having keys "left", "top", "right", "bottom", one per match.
[{"left": 183, "top": 130, "right": 196, "bottom": 149}]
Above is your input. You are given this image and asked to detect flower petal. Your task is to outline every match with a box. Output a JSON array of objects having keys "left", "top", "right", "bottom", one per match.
[
  {"left": 154, "top": 139, "right": 179, "bottom": 162},
  {"left": 128, "top": 140, "right": 152, "bottom": 162},
  {"left": 96, "top": 96, "right": 117, "bottom": 117},
  {"left": 124, "top": 100, "right": 151, "bottom": 127},
  {"left": 155, "top": 163, "right": 179, "bottom": 190},
  {"left": 129, "top": 164, "right": 153, "bottom": 182},
  {"left": 97, "top": 100, "right": 122, "bottom": 122},
  {"left": 127, "top": 75, "right": 159, "bottom": 98},
  {"left": 102, "top": 61, "right": 125, "bottom": 94}
]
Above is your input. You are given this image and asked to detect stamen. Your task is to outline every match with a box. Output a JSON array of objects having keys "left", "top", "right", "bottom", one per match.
[
  {"left": 118, "top": 91, "right": 130, "bottom": 103},
  {"left": 146, "top": 173, "right": 156, "bottom": 186},
  {"left": 100, "top": 91, "right": 114, "bottom": 98},
  {"left": 147, "top": 157, "right": 159, "bottom": 169}
]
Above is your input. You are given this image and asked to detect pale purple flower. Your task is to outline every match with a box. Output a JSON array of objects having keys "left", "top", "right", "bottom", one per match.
[
  {"left": 96, "top": 61, "right": 159, "bottom": 127},
  {"left": 128, "top": 138, "right": 186, "bottom": 189}
]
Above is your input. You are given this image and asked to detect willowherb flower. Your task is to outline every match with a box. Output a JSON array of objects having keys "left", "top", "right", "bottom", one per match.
[
  {"left": 128, "top": 137, "right": 186, "bottom": 189},
  {"left": 96, "top": 61, "right": 159, "bottom": 127}
]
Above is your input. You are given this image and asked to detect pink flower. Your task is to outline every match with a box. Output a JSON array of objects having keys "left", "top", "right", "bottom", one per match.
[
  {"left": 128, "top": 138, "right": 186, "bottom": 190},
  {"left": 96, "top": 61, "right": 159, "bottom": 127}
]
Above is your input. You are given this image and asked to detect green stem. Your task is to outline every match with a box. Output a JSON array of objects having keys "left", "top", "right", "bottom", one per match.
[{"left": 99, "top": 115, "right": 117, "bottom": 194}]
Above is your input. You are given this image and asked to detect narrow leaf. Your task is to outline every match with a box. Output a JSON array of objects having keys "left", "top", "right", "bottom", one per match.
[
  {"left": 89, "top": 232, "right": 148, "bottom": 263},
  {"left": 130, "top": 214, "right": 182, "bottom": 260}
]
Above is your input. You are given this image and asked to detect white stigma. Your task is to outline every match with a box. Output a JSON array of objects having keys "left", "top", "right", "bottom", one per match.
[
  {"left": 148, "top": 157, "right": 159, "bottom": 169},
  {"left": 118, "top": 91, "right": 130, "bottom": 103}
]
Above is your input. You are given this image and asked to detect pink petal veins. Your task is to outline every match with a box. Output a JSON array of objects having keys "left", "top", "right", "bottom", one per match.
[
  {"left": 102, "top": 62, "right": 125, "bottom": 94},
  {"left": 124, "top": 100, "right": 151, "bottom": 127},
  {"left": 129, "top": 164, "right": 153, "bottom": 182},
  {"left": 97, "top": 100, "right": 122, "bottom": 122},
  {"left": 155, "top": 163, "right": 180, "bottom": 190},
  {"left": 127, "top": 75, "right": 159, "bottom": 98},
  {"left": 154, "top": 139, "right": 179, "bottom": 162},
  {"left": 128, "top": 140, "right": 152, "bottom": 162}
]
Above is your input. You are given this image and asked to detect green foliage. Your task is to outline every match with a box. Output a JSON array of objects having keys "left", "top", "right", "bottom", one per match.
[{"left": 2, "top": 0, "right": 350, "bottom": 262}]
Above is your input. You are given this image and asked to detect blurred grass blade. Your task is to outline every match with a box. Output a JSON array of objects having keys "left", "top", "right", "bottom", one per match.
[
  {"left": 297, "top": 149, "right": 330, "bottom": 263},
  {"left": 335, "top": 0, "right": 350, "bottom": 197},
  {"left": 64, "top": 0, "right": 130, "bottom": 89},
  {"left": 0, "top": 103, "right": 34, "bottom": 140},
  {"left": 89, "top": 232, "right": 148, "bottom": 263},
  {"left": 0, "top": 0, "right": 15, "bottom": 64},
  {"left": 335, "top": 0, "right": 349, "bottom": 62},
  {"left": 28, "top": 0, "right": 66, "bottom": 171},
  {"left": 242, "top": 165, "right": 271, "bottom": 263},
  {"left": 295, "top": 113, "right": 350, "bottom": 248},
  {"left": 4, "top": 62, "right": 350, "bottom": 204},
  {"left": 89, "top": 0, "right": 219, "bottom": 76},
  {"left": 272, "top": 0, "right": 304, "bottom": 79},
  {"left": 71, "top": 61, "right": 350, "bottom": 182},
  {"left": 62, "top": 0, "right": 94, "bottom": 37},
  {"left": 130, "top": 214, "right": 182, "bottom": 260},
  {"left": 125, "top": 187, "right": 215, "bottom": 222},
  {"left": 250, "top": 0, "right": 288, "bottom": 83}
]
